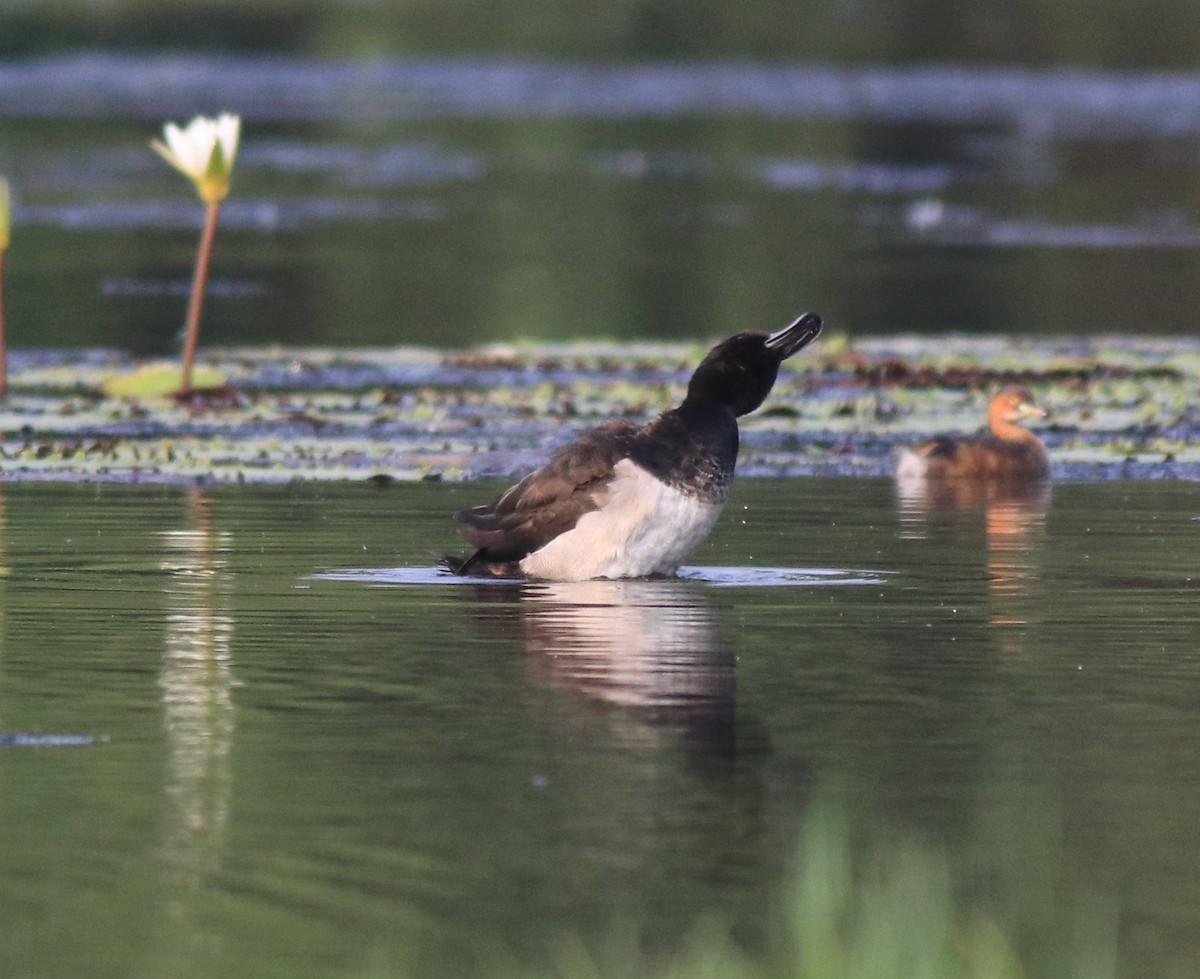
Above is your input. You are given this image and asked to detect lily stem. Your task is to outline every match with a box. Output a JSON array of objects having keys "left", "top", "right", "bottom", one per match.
[
  {"left": 0, "top": 249, "right": 7, "bottom": 399},
  {"left": 179, "top": 200, "right": 220, "bottom": 393}
]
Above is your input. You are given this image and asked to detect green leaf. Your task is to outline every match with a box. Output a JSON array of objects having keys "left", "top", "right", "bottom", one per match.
[{"left": 100, "top": 362, "right": 228, "bottom": 398}]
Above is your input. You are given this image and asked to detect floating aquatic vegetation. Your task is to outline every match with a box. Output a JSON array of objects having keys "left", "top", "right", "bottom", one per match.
[
  {"left": 100, "top": 362, "right": 230, "bottom": 399},
  {"left": 0, "top": 336, "right": 1196, "bottom": 484}
]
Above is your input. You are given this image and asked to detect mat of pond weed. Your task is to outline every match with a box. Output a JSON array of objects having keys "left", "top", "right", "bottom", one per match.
[{"left": 2, "top": 336, "right": 1198, "bottom": 484}]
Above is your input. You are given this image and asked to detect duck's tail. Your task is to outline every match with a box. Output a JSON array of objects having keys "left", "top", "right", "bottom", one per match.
[{"left": 441, "top": 550, "right": 524, "bottom": 579}]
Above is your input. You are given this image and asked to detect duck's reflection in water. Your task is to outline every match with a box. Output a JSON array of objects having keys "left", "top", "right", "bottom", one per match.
[
  {"left": 897, "top": 476, "right": 1049, "bottom": 650},
  {"left": 483, "top": 577, "right": 768, "bottom": 879},
  {"left": 463, "top": 576, "right": 745, "bottom": 765},
  {"left": 520, "top": 578, "right": 737, "bottom": 755},
  {"left": 158, "top": 489, "right": 235, "bottom": 891},
  {"left": 521, "top": 580, "right": 730, "bottom": 703},
  {"left": 983, "top": 490, "right": 1049, "bottom": 623}
]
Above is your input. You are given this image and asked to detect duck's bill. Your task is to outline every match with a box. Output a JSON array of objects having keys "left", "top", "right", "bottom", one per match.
[{"left": 765, "top": 312, "right": 823, "bottom": 358}]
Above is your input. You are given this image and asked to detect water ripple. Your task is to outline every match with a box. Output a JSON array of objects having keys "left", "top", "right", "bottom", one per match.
[
  {"left": 309, "top": 565, "right": 887, "bottom": 588},
  {"left": 18, "top": 196, "right": 441, "bottom": 230},
  {"left": 4, "top": 54, "right": 1200, "bottom": 136}
]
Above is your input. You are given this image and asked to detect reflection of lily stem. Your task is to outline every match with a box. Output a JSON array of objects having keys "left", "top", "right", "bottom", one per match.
[{"left": 179, "top": 201, "right": 220, "bottom": 394}]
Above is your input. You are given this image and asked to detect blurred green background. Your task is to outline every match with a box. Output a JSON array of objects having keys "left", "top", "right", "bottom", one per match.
[
  {"left": 2, "top": 0, "right": 1200, "bottom": 349},
  {"left": 6, "top": 0, "right": 1200, "bottom": 65}
]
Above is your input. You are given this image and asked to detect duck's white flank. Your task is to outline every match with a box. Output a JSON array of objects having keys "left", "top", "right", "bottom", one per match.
[
  {"left": 519, "top": 459, "right": 725, "bottom": 581},
  {"left": 895, "top": 447, "right": 930, "bottom": 480}
]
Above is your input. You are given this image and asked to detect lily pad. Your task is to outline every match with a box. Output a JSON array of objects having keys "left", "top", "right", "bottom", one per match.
[{"left": 99, "top": 362, "right": 229, "bottom": 398}]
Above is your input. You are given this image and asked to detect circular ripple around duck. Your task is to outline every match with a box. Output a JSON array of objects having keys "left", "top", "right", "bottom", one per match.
[
  {"left": 676, "top": 566, "right": 888, "bottom": 587},
  {"left": 308, "top": 565, "right": 887, "bottom": 588}
]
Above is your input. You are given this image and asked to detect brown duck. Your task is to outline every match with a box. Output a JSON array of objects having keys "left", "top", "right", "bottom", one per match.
[{"left": 896, "top": 386, "right": 1049, "bottom": 482}]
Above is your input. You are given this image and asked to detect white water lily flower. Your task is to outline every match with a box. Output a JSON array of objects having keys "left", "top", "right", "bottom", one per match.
[{"left": 152, "top": 113, "right": 240, "bottom": 203}]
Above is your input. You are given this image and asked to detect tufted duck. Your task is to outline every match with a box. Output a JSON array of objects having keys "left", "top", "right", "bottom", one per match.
[{"left": 446, "top": 312, "right": 823, "bottom": 580}]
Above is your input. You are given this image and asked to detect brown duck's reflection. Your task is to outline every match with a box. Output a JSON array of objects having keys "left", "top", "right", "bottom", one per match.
[
  {"left": 897, "top": 476, "right": 1049, "bottom": 647},
  {"left": 897, "top": 467, "right": 1051, "bottom": 515},
  {"left": 158, "top": 488, "right": 235, "bottom": 890}
]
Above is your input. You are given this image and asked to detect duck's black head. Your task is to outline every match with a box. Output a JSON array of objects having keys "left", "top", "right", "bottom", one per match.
[{"left": 685, "top": 313, "right": 822, "bottom": 417}]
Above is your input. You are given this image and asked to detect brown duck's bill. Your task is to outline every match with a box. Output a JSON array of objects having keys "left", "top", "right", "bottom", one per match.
[{"left": 765, "top": 312, "right": 823, "bottom": 358}]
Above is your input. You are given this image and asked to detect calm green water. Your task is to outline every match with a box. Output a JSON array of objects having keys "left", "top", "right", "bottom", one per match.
[
  {"left": 1, "top": 477, "right": 1198, "bottom": 978},
  {"left": 6, "top": 3, "right": 1200, "bottom": 348}
]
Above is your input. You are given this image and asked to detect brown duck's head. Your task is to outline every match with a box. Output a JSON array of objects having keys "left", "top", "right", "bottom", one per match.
[
  {"left": 686, "top": 312, "right": 822, "bottom": 417},
  {"left": 988, "top": 386, "right": 1046, "bottom": 432}
]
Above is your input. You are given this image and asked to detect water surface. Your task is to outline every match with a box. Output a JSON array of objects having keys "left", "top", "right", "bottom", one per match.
[
  {"left": 1, "top": 477, "right": 1198, "bottom": 977},
  {"left": 5, "top": 49, "right": 1200, "bottom": 348}
]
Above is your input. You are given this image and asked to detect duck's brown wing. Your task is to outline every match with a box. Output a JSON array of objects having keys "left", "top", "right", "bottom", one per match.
[
  {"left": 920, "top": 436, "right": 964, "bottom": 461},
  {"left": 454, "top": 419, "right": 639, "bottom": 563},
  {"left": 918, "top": 434, "right": 1048, "bottom": 480}
]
